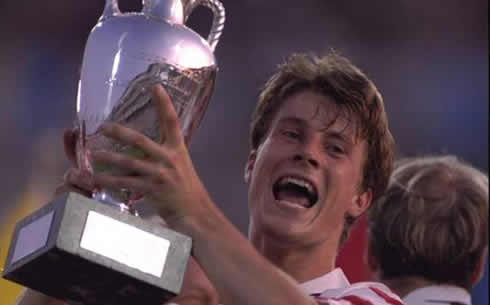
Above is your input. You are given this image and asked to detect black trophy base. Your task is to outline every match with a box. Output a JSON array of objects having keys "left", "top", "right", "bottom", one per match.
[{"left": 2, "top": 192, "right": 192, "bottom": 305}]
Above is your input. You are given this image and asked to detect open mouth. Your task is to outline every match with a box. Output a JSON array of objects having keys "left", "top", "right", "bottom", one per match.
[{"left": 272, "top": 176, "right": 318, "bottom": 208}]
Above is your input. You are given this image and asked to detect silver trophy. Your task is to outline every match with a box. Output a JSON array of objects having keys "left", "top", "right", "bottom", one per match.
[{"left": 2, "top": 1, "right": 225, "bottom": 304}]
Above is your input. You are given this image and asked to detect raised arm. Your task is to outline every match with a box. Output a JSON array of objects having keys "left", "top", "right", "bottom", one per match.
[{"left": 90, "top": 85, "right": 317, "bottom": 305}]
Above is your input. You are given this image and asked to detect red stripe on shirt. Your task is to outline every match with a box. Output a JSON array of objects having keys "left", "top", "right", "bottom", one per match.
[
  {"left": 370, "top": 287, "right": 403, "bottom": 305},
  {"left": 314, "top": 295, "right": 374, "bottom": 305},
  {"left": 342, "top": 295, "right": 376, "bottom": 305}
]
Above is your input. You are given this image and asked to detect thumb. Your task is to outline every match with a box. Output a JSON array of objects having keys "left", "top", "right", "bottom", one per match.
[{"left": 63, "top": 128, "right": 79, "bottom": 166}]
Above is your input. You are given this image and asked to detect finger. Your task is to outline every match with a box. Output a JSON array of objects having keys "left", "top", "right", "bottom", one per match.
[
  {"left": 152, "top": 84, "right": 182, "bottom": 147},
  {"left": 92, "top": 173, "right": 152, "bottom": 196},
  {"left": 100, "top": 123, "right": 164, "bottom": 161},
  {"left": 53, "top": 182, "right": 92, "bottom": 199},
  {"left": 64, "top": 168, "right": 95, "bottom": 192},
  {"left": 63, "top": 128, "right": 78, "bottom": 165},
  {"left": 92, "top": 150, "right": 163, "bottom": 178}
]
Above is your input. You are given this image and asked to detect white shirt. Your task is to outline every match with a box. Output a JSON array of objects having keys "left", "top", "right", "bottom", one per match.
[
  {"left": 403, "top": 285, "right": 471, "bottom": 305},
  {"left": 169, "top": 268, "right": 403, "bottom": 305},
  {"left": 300, "top": 267, "right": 352, "bottom": 294},
  {"left": 300, "top": 268, "right": 404, "bottom": 305}
]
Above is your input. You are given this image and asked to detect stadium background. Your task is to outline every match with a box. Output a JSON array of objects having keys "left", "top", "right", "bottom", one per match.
[{"left": 0, "top": 1, "right": 487, "bottom": 304}]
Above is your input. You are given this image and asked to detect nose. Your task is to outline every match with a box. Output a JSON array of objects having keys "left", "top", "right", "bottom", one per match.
[
  {"left": 292, "top": 145, "right": 320, "bottom": 168},
  {"left": 291, "top": 134, "right": 322, "bottom": 168}
]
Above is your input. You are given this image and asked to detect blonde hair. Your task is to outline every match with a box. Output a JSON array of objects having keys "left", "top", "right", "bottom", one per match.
[{"left": 368, "top": 155, "right": 489, "bottom": 289}]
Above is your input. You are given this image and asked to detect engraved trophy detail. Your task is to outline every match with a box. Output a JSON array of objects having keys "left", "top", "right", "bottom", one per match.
[{"left": 2, "top": 1, "right": 225, "bottom": 305}]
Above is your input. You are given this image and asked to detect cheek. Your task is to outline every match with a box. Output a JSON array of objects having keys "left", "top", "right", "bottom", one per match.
[
  {"left": 332, "top": 162, "right": 361, "bottom": 191},
  {"left": 250, "top": 145, "right": 274, "bottom": 179},
  {"left": 249, "top": 161, "right": 264, "bottom": 190},
  {"left": 323, "top": 169, "right": 358, "bottom": 216},
  {"left": 248, "top": 159, "right": 268, "bottom": 199},
  {"left": 248, "top": 149, "right": 276, "bottom": 206}
]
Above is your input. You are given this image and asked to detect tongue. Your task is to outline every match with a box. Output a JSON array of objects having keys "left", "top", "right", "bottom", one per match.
[{"left": 276, "top": 189, "right": 310, "bottom": 208}]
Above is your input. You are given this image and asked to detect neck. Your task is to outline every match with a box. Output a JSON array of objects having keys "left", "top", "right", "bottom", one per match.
[
  {"left": 381, "top": 276, "right": 444, "bottom": 298},
  {"left": 251, "top": 231, "right": 338, "bottom": 283}
]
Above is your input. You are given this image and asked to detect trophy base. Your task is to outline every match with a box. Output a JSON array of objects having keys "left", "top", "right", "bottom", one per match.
[{"left": 2, "top": 192, "right": 191, "bottom": 305}]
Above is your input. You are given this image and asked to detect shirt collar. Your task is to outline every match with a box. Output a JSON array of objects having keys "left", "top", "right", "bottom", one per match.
[
  {"left": 298, "top": 268, "right": 351, "bottom": 295},
  {"left": 403, "top": 285, "right": 472, "bottom": 305}
]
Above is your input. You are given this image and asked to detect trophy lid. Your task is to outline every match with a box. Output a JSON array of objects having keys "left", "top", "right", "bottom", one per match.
[{"left": 142, "top": 0, "right": 184, "bottom": 24}]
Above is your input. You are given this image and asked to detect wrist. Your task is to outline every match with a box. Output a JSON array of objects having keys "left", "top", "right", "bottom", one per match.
[
  {"left": 165, "top": 197, "right": 223, "bottom": 239},
  {"left": 172, "top": 214, "right": 230, "bottom": 258}
]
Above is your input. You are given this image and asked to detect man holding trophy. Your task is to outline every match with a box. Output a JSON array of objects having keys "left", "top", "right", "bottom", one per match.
[
  {"left": 7, "top": 1, "right": 405, "bottom": 305},
  {"left": 17, "top": 56, "right": 404, "bottom": 305},
  {"left": 59, "top": 52, "right": 404, "bottom": 305}
]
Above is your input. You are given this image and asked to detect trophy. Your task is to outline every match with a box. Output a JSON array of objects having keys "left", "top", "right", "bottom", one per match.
[{"left": 2, "top": 0, "right": 225, "bottom": 304}]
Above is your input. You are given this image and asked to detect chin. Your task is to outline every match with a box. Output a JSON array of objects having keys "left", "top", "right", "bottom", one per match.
[{"left": 255, "top": 216, "right": 309, "bottom": 245}]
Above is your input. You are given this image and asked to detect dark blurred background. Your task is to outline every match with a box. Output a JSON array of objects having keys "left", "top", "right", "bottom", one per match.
[{"left": 0, "top": 0, "right": 487, "bottom": 304}]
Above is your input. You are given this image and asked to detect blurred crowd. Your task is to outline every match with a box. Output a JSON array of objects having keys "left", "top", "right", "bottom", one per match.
[{"left": 0, "top": 1, "right": 487, "bottom": 304}]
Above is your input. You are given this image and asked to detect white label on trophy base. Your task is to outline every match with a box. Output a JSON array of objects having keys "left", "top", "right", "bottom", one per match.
[
  {"left": 80, "top": 211, "right": 169, "bottom": 277},
  {"left": 11, "top": 211, "right": 54, "bottom": 264}
]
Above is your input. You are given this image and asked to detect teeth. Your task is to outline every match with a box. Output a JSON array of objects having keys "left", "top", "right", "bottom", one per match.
[
  {"left": 282, "top": 177, "right": 313, "bottom": 193},
  {"left": 274, "top": 175, "right": 319, "bottom": 208}
]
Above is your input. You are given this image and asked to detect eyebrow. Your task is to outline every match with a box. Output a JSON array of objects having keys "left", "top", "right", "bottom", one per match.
[
  {"left": 277, "top": 116, "right": 355, "bottom": 145},
  {"left": 324, "top": 130, "right": 354, "bottom": 146},
  {"left": 277, "top": 116, "right": 308, "bottom": 127}
]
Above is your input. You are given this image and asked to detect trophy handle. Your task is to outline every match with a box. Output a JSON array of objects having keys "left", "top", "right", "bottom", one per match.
[
  {"left": 100, "top": 0, "right": 121, "bottom": 20},
  {"left": 184, "top": 0, "right": 225, "bottom": 51}
]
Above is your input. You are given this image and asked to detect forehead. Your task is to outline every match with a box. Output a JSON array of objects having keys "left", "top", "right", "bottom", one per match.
[{"left": 271, "top": 90, "right": 358, "bottom": 138}]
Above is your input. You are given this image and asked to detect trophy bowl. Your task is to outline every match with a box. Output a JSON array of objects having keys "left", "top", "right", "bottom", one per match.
[{"left": 77, "top": 0, "right": 225, "bottom": 212}]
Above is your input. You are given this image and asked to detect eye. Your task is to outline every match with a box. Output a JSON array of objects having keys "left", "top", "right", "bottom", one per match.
[
  {"left": 281, "top": 129, "right": 300, "bottom": 139},
  {"left": 326, "top": 144, "right": 345, "bottom": 155}
]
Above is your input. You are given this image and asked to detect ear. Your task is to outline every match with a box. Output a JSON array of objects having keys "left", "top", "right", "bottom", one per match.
[
  {"left": 472, "top": 247, "right": 488, "bottom": 286},
  {"left": 244, "top": 150, "right": 257, "bottom": 184},
  {"left": 348, "top": 188, "right": 373, "bottom": 218}
]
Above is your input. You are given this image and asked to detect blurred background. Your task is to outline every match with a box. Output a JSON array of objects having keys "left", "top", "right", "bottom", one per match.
[{"left": 0, "top": 0, "right": 487, "bottom": 304}]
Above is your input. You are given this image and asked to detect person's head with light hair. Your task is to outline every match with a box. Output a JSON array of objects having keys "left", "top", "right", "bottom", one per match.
[{"left": 367, "top": 155, "right": 488, "bottom": 302}]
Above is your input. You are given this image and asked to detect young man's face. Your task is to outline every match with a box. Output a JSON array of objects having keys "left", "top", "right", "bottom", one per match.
[{"left": 245, "top": 90, "right": 372, "bottom": 248}]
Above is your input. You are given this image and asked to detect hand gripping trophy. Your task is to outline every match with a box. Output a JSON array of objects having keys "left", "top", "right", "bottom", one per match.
[{"left": 2, "top": 1, "right": 225, "bottom": 304}]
